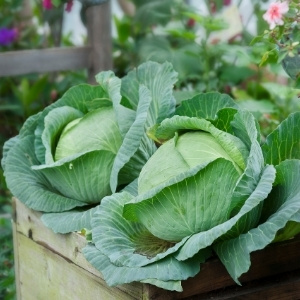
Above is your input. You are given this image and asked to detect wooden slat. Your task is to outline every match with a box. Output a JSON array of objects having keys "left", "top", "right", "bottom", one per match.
[
  {"left": 13, "top": 198, "right": 144, "bottom": 299},
  {"left": 167, "top": 235, "right": 300, "bottom": 299},
  {"left": 0, "top": 46, "right": 91, "bottom": 77},
  {"left": 86, "top": 3, "right": 112, "bottom": 83}
]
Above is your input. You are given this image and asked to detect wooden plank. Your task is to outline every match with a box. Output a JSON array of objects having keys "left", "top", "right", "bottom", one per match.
[
  {"left": 184, "top": 270, "right": 300, "bottom": 299},
  {"left": 0, "top": 47, "right": 91, "bottom": 77},
  {"left": 12, "top": 200, "right": 21, "bottom": 300},
  {"left": 14, "top": 198, "right": 144, "bottom": 299},
  {"left": 169, "top": 235, "right": 300, "bottom": 299},
  {"left": 86, "top": 2, "right": 113, "bottom": 83},
  {"left": 16, "top": 234, "right": 140, "bottom": 300}
]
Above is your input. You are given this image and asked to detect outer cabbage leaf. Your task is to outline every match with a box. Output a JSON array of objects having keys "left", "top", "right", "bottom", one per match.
[
  {"left": 95, "top": 70, "right": 135, "bottom": 137},
  {"left": 41, "top": 180, "right": 139, "bottom": 234},
  {"left": 110, "top": 85, "right": 155, "bottom": 189},
  {"left": 175, "top": 164, "right": 275, "bottom": 261},
  {"left": 32, "top": 150, "right": 115, "bottom": 204},
  {"left": 214, "top": 160, "right": 300, "bottom": 283},
  {"left": 91, "top": 192, "right": 191, "bottom": 268},
  {"left": 121, "top": 61, "right": 177, "bottom": 121},
  {"left": 83, "top": 191, "right": 211, "bottom": 290},
  {"left": 261, "top": 112, "right": 300, "bottom": 240},
  {"left": 3, "top": 135, "right": 85, "bottom": 212},
  {"left": 110, "top": 61, "right": 178, "bottom": 191},
  {"left": 41, "top": 206, "right": 98, "bottom": 233},
  {"left": 83, "top": 243, "right": 208, "bottom": 291}
]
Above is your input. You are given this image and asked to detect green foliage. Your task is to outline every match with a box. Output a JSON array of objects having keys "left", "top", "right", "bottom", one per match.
[{"left": 81, "top": 91, "right": 300, "bottom": 291}]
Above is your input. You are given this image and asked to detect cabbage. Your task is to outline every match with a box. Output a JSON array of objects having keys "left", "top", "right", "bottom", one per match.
[
  {"left": 83, "top": 93, "right": 300, "bottom": 292},
  {"left": 1, "top": 61, "right": 178, "bottom": 233}
]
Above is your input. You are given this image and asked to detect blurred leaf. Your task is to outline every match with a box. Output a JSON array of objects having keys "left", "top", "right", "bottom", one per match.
[
  {"left": 220, "top": 66, "right": 256, "bottom": 84},
  {"left": 114, "top": 16, "right": 131, "bottom": 44},
  {"left": 166, "top": 29, "right": 196, "bottom": 41},
  {"left": 250, "top": 35, "right": 264, "bottom": 46},
  {"left": 138, "top": 36, "right": 201, "bottom": 84},
  {"left": 133, "top": 0, "right": 174, "bottom": 28},
  {"left": 184, "top": 12, "right": 229, "bottom": 32}
]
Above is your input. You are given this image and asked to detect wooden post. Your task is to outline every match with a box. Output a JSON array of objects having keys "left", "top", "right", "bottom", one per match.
[{"left": 86, "top": 2, "right": 113, "bottom": 84}]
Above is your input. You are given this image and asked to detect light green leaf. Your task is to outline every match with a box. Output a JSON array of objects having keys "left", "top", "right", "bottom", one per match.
[
  {"left": 42, "top": 106, "right": 84, "bottom": 164},
  {"left": 150, "top": 115, "right": 249, "bottom": 171},
  {"left": 110, "top": 61, "right": 178, "bottom": 190},
  {"left": 121, "top": 178, "right": 138, "bottom": 196},
  {"left": 229, "top": 110, "right": 264, "bottom": 215},
  {"left": 83, "top": 243, "right": 206, "bottom": 291},
  {"left": 32, "top": 150, "right": 115, "bottom": 204},
  {"left": 35, "top": 84, "right": 107, "bottom": 164},
  {"left": 175, "top": 165, "right": 276, "bottom": 261},
  {"left": 137, "top": 135, "right": 190, "bottom": 194},
  {"left": 110, "top": 85, "right": 156, "bottom": 191},
  {"left": 41, "top": 206, "right": 98, "bottom": 234},
  {"left": 91, "top": 192, "right": 190, "bottom": 268},
  {"left": 214, "top": 160, "right": 300, "bottom": 283},
  {"left": 54, "top": 106, "right": 122, "bottom": 160},
  {"left": 121, "top": 61, "right": 178, "bottom": 122},
  {"left": 124, "top": 158, "right": 240, "bottom": 242},
  {"left": 95, "top": 70, "right": 135, "bottom": 137},
  {"left": 1, "top": 136, "right": 19, "bottom": 172},
  {"left": 3, "top": 135, "right": 85, "bottom": 212}
]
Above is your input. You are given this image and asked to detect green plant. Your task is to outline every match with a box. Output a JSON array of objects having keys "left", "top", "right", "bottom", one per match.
[
  {"left": 252, "top": 0, "right": 300, "bottom": 81},
  {"left": 112, "top": 0, "right": 276, "bottom": 93},
  {"left": 1, "top": 61, "right": 178, "bottom": 234},
  {"left": 81, "top": 91, "right": 300, "bottom": 292}
]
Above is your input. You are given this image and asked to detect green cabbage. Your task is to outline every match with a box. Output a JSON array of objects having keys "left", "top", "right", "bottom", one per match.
[
  {"left": 1, "top": 61, "right": 178, "bottom": 233},
  {"left": 83, "top": 92, "right": 300, "bottom": 292}
]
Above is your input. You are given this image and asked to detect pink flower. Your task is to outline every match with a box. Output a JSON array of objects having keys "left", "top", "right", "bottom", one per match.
[
  {"left": 263, "top": 1, "right": 289, "bottom": 30},
  {"left": 43, "top": 0, "right": 53, "bottom": 10}
]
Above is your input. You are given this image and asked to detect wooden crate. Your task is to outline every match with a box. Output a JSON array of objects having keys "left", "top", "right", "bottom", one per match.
[{"left": 13, "top": 198, "right": 300, "bottom": 300}]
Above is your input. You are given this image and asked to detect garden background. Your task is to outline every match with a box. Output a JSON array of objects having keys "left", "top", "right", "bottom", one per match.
[{"left": 1, "top": 0, "right": 299, "bottom": 299}]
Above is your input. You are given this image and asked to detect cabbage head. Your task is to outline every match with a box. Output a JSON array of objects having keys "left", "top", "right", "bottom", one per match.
[
  {"left": 2, "top": 61, "right": 178, "bottom": 233},
  {"left": 83, "top": 92, "right": 300, "bottom": 292}
]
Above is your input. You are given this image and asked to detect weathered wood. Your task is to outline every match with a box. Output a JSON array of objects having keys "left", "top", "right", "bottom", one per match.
[
  {"left": 86, "top": 2, "right": 113, "bottom": 83},
  {"left": 16, "top": 234, "right": 140, "bottom": 300},
  {"left": 174, "top": 235, "right": 300, "bottom": 299},
  {"left": 13, "top": 198, "right": 144, "bottom": 299},
  {"left": 13, "top": 198, "right": 300, "bottom": 299},
  {"left": 0, "top": 47, "right": 91, "bottom": 77}
]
